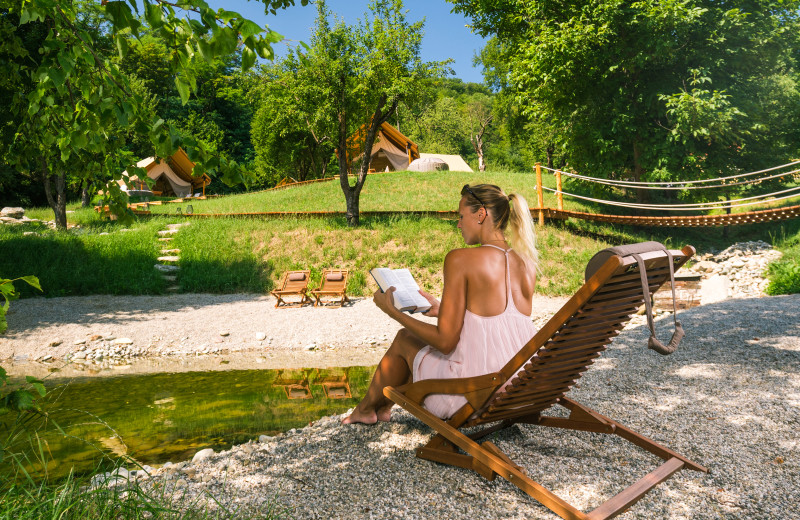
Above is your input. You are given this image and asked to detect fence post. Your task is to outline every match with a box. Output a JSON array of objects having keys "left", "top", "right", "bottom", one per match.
[
  {"left": 535, "top": 162, "right": 544, "bottom": 226},
  {"left": 556, "top": 169, "right": 563, "bottom": 211}
]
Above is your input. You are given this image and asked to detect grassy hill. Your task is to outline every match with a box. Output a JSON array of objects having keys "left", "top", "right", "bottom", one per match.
[{"left": 7, "top": 170, "right": 800, "bottom": 298}]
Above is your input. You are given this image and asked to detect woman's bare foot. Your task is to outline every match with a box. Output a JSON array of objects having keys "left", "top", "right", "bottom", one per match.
[
  {"left": 376, "top": 404, "right": 394, "bottom": 422},
  {"left": 341, "top": 405, "right": 378, "bottom": 425}
]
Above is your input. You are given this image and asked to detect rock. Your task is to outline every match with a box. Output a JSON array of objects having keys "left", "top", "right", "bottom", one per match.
[
  {"left": 72, "top": 351, "right": 87, "bottom": 360},
  {"left": 1, "top": 207, "right": 24, "bottom": 218},
  {"left": 48, "top": 339, "right": 63, "bottom": 347},
  {"left": 700, "top": 274, "right": 731, "bottom": 305},
  {"left": 157, "top": 229, "right": 179, "bottom": 236},
  {"left": 219, "top": 331, "right": 230, "bottom": 337},
  {"left": 258, "top": 434, "right": 272, "bottom": 443},
  {"left": 255, "top": 332, "right": 267, "bottom": 341},
  {"left": 73, "top": 339, "right": 86, "bottom": 345},
  {"left": 157, "top": 256, "right": 180, "bottom": 263},
  {"left": 192, "top": 448, "right": 215, "bottom": 463},
  {"left": 40, "top": 355, "right": 53, "bottom": 362},
  {"left": 303, "top": 343, "right": 317, "bottom": 351},
  {"left": 112, "top": 338, "right": 134, "bottom": 345},
  {"left": 90, "top": 334, "right": 103, "bottom": 341},
  {"left": 175, "top": 478, "right": 187, "bottom": 488},
  {"left": 182, "top": 467, "right": 197, "bottom": 479}
]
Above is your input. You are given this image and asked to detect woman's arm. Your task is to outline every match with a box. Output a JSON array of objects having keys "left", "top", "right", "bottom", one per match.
[{"left": 373, "top": 250, "right": 467, "bottom": 355}]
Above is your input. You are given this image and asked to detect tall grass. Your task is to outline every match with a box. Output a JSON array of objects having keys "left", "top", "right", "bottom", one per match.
[{"left": 0, "top": 221, "right": 166, "bottom": 297}]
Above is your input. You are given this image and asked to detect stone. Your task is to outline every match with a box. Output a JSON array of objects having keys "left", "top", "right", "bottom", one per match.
[
  {"left": 72, "top": 351, "right": 87, "bottom": 360},
  {"left": 192, "top": 448, "right": 215, "bottom": 463},
  {"left": 90, "top": 334, "right": 103, "bottom": 341},
  {"left": 700, "top": 274, "right": 731, "bottom": 305},
  {"left": 112, "top": 338, "right": 133, "bottom": 345},
  {"left": 161, "top": 249, "right": 181, "bottom": 254},
  {"left": 1, "top": 207, "right": 24, "bottom": 218},
  {"left": 258, "top": 434, "right": 272, "bottom": 443},
  {"left": 157, "top": 229, "right": 179, "bottom": 236},
  {"left": 154, "top": 264, "right": 179, "bottom": 273},
  {"left": 40, "top": 355, "right": 53, "bottom": 362},
  {"left": 48, "top": 339, "right": 62, "bottom": 347},
  {"left": 303, "top": 343, "right": 317, "bottom": 351},
  {"left": 255, "top": 332, "right": 267, "bottom": 341},
  {"left": 73, "top": 339, "right": 85, "bottom": 345},
  {"left": 157, "top": 256, "right": 180, "bottom": 263},
  {"left": 219, "top": 331, "right": 230, "bottom": 337}
]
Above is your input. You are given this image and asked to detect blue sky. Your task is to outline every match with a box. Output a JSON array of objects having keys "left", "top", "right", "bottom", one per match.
[{"left": 204, "top": 0, "right": 488, "bottom": 84}]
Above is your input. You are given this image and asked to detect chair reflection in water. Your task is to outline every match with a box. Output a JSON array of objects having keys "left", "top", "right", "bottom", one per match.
[
  {"left": 274, "top": 369, "right": 316, "bottom": 399},
  {"left": 317, "top": 368, "right": 352, "bottom": 399}
]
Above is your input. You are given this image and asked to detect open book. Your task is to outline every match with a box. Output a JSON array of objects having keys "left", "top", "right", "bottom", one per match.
[{"left": 370, "top": 268, "right": 432, "bottom": 314}]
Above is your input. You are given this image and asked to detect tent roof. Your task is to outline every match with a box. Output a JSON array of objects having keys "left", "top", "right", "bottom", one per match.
[
  {"left": 419, "top": 153, "right": 473, "bottom": 172},
  {"left": 343, "top": 121, "right": 419, "bottom": 165},
  {"left": 127, "top": 149, "right": 211, "bottom": 188}
]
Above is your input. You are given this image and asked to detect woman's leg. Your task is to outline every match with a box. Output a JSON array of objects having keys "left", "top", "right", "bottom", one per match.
[{"left": 342, "top": 328, "right": 426, "bottom": 425}]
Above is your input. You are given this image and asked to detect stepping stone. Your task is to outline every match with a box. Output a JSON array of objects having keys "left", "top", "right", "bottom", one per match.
[
  {"left": 157, "top": 256, "right": 180, "bottom": 263},
  {"left": 154, "top": 264, "right": 179, "bottom": 273},
  {"left": 157, "top": 237, "right": 174, "bottom": 242},
  {"left": 162, "top": 275, "right": 178, "bottom": 282},
  {"left": 161, "top": 249, "right": 181, "bottom": 254},
  {"left": 167, "top": 223, "right": 190, "bottom": 229},
  {"left": 166, "top": 285, "right": 180, "bottom": 292},
  {"left": 157, "top": 229, "right": 178, "bottom": 236}
]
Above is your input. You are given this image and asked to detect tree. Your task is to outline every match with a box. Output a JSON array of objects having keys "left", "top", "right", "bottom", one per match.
[
  {"left": 0, "top": 0, "right": 301, "bottom": 228},
  {"left": 310, "top": 0, "right": 450, "bottom": 226},
  {"left": 466, "top": 93, "right": 492, "bottom": 172},
  {"left": 451, "top": 0, "right": 800, "bottom": 204}
]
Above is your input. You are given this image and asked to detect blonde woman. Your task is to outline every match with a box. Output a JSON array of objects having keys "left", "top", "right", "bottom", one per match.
[{"left": 343, "top": 184, "right": 538, "bottom": 424}]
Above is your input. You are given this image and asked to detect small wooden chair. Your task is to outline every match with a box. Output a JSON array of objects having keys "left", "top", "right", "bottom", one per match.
[
  {"left": 309, "top": 269, "right": 350, "bottom": 308},
  {"left": 317, "top": 368, "right": 353, "bottom": 399},
  {"left": 384, "top": 244, "right": 707, "bottom": 520},
  {"left": 270, "top": 270, "right": 312, "bottom": 308},
  {"left": 273, "top": 369, "right": 316, "bottom": 399}
]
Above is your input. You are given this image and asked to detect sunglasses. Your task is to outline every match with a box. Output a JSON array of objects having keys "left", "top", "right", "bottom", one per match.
[{"left": 463, "top": 184, "right": 487, "bottom": 212}]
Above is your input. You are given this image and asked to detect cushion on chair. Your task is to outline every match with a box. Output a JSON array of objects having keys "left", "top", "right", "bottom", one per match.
[
  {"left": 326, "top": 272, "right": 344, "bottom": 281},
  {"left": 288, "top": 272, "right": 306, "bottom": 281}
]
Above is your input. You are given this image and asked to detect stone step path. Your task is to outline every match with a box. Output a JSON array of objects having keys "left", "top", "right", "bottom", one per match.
[{"left": 154, "top": 222, "right": 190, "bottom": 293}]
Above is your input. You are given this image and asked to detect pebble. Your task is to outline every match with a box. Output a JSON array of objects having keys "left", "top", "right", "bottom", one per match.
[
  {"left": 255, "top": 332, "right": 267, "bottom": 341},
  {"left": 48, "top": 339, "right": 62, "bottom": 347},
  {"left": 219, "top": 331, "right": 230, "bottom": 337},
  {"left": 192, "top": 448, "right": 215, "bottom": 463},
  {"left": 112, "top": 338, "right": 134, "bottom": 345}
]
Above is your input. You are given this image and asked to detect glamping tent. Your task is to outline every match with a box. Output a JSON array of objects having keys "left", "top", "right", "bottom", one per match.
[
  {"left": 118, "top": 149, "right": 211, "bottom": 197},
  {"left": 417, "top": 153, "right": 473, "bottom": 172},
  {"left": 343, "top": 122, "right": 420, "bottom": 172},
  {"left": 408, "top": 156, "right": 449, "bottom": 172}
]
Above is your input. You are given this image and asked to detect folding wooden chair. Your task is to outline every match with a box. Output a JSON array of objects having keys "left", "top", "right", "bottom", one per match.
[
  {"left": 384, "top": 245, "right": 707, "bottom": 520},
  {"left": 309, "top": 269, "right": 350, "bottom": 308},
  {"left": 270, "top": 270, "right": 313, "bottom": 308}
]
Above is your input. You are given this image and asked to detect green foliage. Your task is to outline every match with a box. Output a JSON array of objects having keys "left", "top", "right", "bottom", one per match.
[
  {"left": 1, "top": 0, "right": 303, "bottom": 227},
  {"left": 766, "top": 260, "right": 800, "bottom": 295},
  {"left": 451, "top": 0, "right": 800, "bottom": 201},
  {"left": 0, "top": 275, "right": 41, "bottom": 335}
]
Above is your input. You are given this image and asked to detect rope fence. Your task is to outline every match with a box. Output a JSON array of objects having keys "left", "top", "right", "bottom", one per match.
[{"left": 532, "top": 161, "right": 800, "bottom": 227}]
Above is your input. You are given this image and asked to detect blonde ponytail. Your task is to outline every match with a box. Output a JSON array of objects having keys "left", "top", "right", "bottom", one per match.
[{"left": 507, "top": 193, "right": 538, "bottom": 272}]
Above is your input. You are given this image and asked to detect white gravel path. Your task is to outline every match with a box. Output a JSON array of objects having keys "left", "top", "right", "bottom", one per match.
[
  {"left": 0, "top": 293, "right": 569, "bottom": 375},
  {"left": 92, "top": 294, "right": 800, "bottom": 520}
]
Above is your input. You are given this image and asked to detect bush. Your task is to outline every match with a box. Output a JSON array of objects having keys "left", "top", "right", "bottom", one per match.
[{"left": 766, "top": 259, "right": 800, "bottom": 295}]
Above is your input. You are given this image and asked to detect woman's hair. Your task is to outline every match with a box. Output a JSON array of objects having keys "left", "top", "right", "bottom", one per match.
[{"left": 460, "top": 183, "right": 539, "bottom": 271}]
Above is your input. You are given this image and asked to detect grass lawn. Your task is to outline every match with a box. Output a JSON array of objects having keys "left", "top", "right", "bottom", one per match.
[{"left": 6, "top": 169, "right": 800, "bottom": 298}]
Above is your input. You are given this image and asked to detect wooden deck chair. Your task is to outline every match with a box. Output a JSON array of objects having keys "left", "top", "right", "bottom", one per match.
[
  {"left": 309, "top": 269, "right": 350, "bottom": 308},
  {"left": 271, "top": 270, "right": 313, "bottom": 308},
  {"left": 384, "top": 244, "right": 708, "bottom": 520}
]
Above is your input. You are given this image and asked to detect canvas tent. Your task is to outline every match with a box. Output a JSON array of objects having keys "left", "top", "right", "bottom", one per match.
[
  {"left": 418, "top": 153, "right": 473, "bottom": 172},
  {"left": 408, "top": 156, "right": 449, "bottom": 172},
  {"left": 119, "top": 149, "right": 211, "bottom": 197},
  {"left": 343, "top": 122, "right": 420, "bottom": 172}
]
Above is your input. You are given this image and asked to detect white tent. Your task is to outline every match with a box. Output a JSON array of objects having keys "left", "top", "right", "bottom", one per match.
[
  {"left": 418, "top": 153, "right": 473, "bottom": 172},
  {"left": 118, "top": 150, "right": 210, "bottom": 197},
  {"left": 408, "top": 156, "right": 449, "bottom": 172}
]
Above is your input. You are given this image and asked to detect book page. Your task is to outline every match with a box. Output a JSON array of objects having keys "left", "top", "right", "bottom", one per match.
[{"left": 370, "top": 268, "right": 431, "bottom": 313}]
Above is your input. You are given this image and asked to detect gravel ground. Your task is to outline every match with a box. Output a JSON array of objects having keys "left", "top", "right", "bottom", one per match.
[
  {"left": 0, "top": 293, "right": 569, "bottom": 376},
  {"left": 96, "top": 294, "right": 800, "bottom": 520}
]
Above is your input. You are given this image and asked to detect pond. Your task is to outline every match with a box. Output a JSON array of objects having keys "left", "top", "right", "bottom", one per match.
[{"left": 2, "top": 366, "right": 374, "bottom": 480}]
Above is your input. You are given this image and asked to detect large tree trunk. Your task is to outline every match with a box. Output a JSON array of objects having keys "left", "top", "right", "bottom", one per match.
[
  {"left": 338, "top": 92, "right": 398, "bottom": 227},
  {"left": 42, "top": 161, "right": 67, "bottom": 230},
  {"left": 546, "top": 144, "right": 554, "bottom": 169}
]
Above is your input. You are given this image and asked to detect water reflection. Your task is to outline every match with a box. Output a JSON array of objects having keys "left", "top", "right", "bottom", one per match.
[{"left": 2, "top": 365, "right": 374, "bottom": 479}]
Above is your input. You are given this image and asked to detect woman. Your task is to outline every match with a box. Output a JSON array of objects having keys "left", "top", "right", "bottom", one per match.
[{"left": 343, "top": 184, "right": 538, "bottom": 424}]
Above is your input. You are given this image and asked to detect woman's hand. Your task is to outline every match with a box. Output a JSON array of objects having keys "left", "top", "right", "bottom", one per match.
[
  {"left": 373, "top": 287, "right": 398, "bottom": 316},
  {"left": 419, "top": 290, "right": 440, "bottom": 317}
]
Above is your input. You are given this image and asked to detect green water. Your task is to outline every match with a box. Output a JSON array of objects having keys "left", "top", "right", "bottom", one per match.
[{"left": 2, "top": 366, "right": 374, "bottom": 479}]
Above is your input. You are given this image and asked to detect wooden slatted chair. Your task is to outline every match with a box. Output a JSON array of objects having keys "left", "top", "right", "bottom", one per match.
[
  {"left": 384, "top": 245, "right": 707, "bottom": 520},
  {"left": 309, "top": 269, "right": 350, "bottom": 308},
  {"left": 270, "top": 270, "right": 313, "bottom": 308}
]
